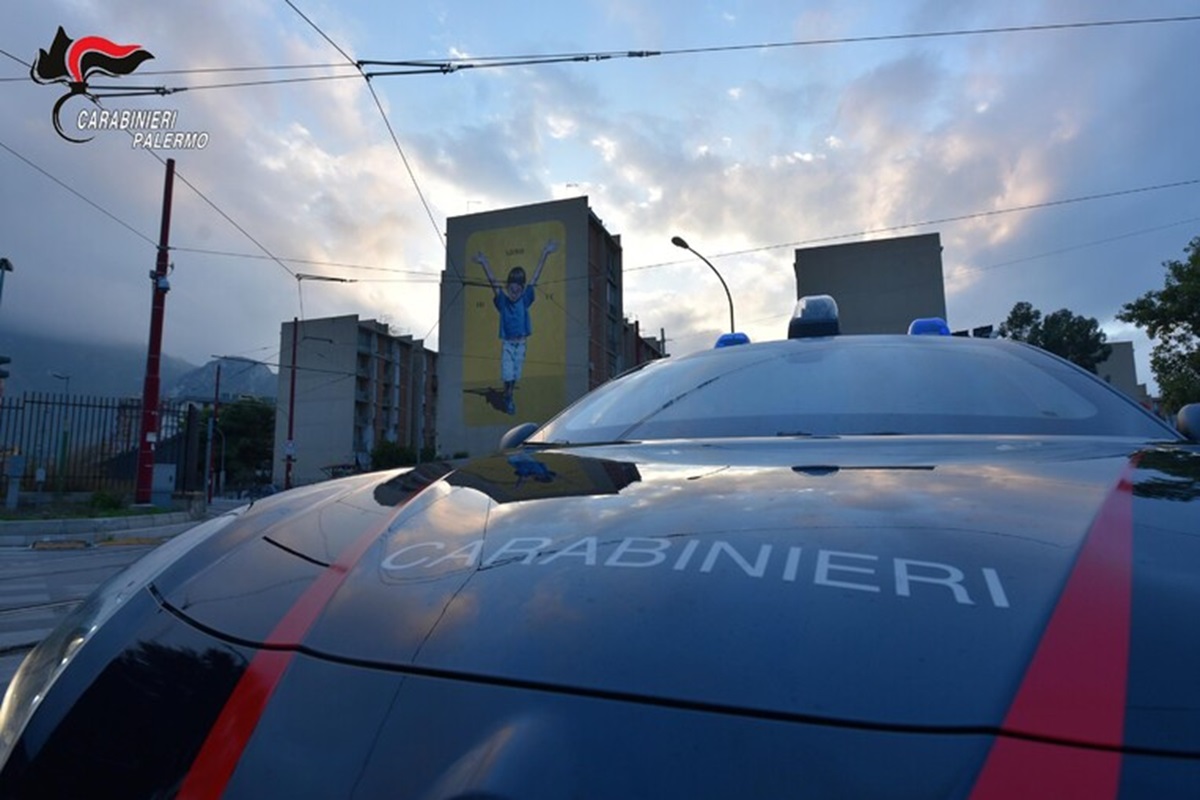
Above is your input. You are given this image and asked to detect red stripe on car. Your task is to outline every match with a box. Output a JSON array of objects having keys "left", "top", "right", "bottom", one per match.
[
  {"left": 969, "top": 458, "right": 1138, "bottom": 798},
  {"left": 177, "top": 511, "right": 401, "bottom": 799}
]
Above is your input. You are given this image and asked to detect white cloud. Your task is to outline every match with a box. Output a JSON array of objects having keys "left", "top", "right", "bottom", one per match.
[
  {"left": 591, "top": 136, "right": 618, "bottom": 163},
  {"left": 4, "top": 0, "right": 1195, "bottom": 381},
  {"left": 546, "top": 114, "right": 578, "bottom": 139}
]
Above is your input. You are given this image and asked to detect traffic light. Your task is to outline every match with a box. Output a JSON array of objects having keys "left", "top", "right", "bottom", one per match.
[{"left": 0, "top": 355, "right": 9, "bottom": 380}]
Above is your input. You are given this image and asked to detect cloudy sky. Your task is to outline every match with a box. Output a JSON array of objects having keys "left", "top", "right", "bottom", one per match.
[{"left": 2, "top": 0, "right": 1199, "bottom": 392}]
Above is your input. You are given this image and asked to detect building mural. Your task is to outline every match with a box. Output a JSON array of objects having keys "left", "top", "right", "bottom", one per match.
[{"left": 462, "top": 220, "right": 567, "bottom": 426}]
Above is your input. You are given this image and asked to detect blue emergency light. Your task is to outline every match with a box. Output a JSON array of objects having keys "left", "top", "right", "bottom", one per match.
[
  {"left": 715, "top": 332, "right": 751, "bottom": 348},
  {"left": 788, "top": 295, "right": 840, "bottom": 339},
  {"left": 908, "top": 317, "right": 950, "bottom": 336}
]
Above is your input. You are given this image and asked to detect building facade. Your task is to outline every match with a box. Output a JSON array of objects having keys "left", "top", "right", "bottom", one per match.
[
  {"left": 791, "top": 233, "right": 1156, "bottom": 408},
  {"left": 437, "top": 197, "right": 660, "bottom": 458},
  {"left": 272, "top": 315, "right": 436, "bottom": 487},
  {"left": 1096, "top": 341, "right": 1152, "bottom": 407},
  {"left": 793, "top": 233, "right": 946, "bottom": 334}
]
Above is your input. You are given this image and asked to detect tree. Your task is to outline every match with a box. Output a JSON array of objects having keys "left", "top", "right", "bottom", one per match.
[
  {"left": 1117, "top": 236, "right": 1200, "bottom": 413},
  {"left": 371, "top": 440, "right": 416, "bottom": 470},
  {"left": 997, "top": 301, "right": 1112, "bottom": 373},
  {"left": 208, "top": 398, "right": 276, "bottom": 492}
]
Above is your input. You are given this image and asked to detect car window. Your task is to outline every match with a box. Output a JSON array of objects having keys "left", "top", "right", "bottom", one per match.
[{"left": 530, "top": 337, "right": 1176, "bottom": 443}]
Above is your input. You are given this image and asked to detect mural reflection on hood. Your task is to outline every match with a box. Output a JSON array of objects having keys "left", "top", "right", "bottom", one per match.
[
  {"left": 369, "top": 451, "right": 642, "bottom": 509},
  {"left": 446, "top": 451, "right": 641, "bottom": 504}
]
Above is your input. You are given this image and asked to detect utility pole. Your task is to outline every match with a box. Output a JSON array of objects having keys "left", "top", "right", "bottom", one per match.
[
  {"left": 285, "top": 318, "right": 298, "bottom": 489},
  {"left": 135, "top": 158, "right": 176, "bottom": 505},
  {"left": 51, "top": 372, "right": 70, "bottom": 494},
  {"left": 0, "top": 258, "right": 13, "bottom": 396},
  {"left": 206, "top": 362, "right": 221, "bottom": 503}
]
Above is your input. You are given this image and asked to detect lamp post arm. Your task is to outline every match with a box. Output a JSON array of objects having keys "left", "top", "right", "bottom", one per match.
[{"left": 689, "top": 247, "right": 735, "bottom": 333}]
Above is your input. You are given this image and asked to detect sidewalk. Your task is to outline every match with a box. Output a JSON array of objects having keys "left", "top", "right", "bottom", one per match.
[{"left": 0, "top": 498, "right": 246, "bottom": 548}]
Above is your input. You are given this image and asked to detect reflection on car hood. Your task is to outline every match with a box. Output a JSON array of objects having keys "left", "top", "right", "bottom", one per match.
[{"left": 153, "top": 437, "right": 1200, "bottom": 755}]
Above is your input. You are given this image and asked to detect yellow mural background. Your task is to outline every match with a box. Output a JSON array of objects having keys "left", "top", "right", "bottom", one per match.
[{"left": 463, "top": 220, "right": 567, "bottom": 426}]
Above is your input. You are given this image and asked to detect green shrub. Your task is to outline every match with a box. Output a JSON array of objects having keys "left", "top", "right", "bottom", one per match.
[
  {"left": 90, "top": 490, "right": 126, "bottom": 511},
  {"left": 371, "top": 441, "right": 417, "bottom": 470}
]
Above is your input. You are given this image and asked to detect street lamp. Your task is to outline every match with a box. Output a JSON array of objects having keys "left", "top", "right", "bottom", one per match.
[
  {"left": 0, "top": 257, "right": 13, "bottom": 311},
  {"left": 50, "top": 371, "right": 70, "bottom": 395},
  {"left": 49, "top": 371, "right": 71, "bottom": 493},
  {"left": 671, "top": 236, "right": 736, "bottom": 333}
]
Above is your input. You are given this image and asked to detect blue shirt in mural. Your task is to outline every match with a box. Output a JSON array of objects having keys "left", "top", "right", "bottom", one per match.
[{"left": 494, "top": 288, "right": 536, "bottom": 339}]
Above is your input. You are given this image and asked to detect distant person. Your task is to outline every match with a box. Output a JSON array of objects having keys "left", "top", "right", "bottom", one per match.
[{"left": 473, "top": 239, "right": 558, "bottom": 414}]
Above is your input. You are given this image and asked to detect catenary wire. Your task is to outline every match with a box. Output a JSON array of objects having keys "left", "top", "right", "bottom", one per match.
[
  {"left": 9, "top": 13, "right": 1199, "bottom": 348},
  {"left": 8, "top": 123, "right": 1191, "bottom": 300},
  {"left": 11, "top": 13, "right": 1200, "bottom": 91},
  {"left": 628, "top": 179, "right": 1200, "bottom": 272},
  {"left": 168, "top": 247, "right": 447, "bottom": 281},
  {"left": 280, "top": 0, "right": 459, "bottom": 344},
  {"left": 0, "top": 137, "right": 157, "bottom": 246},
  {"left": 133, "top": 145, "right": 298, "bottom": 280},
  {"left": 11, "top": 15, "right": 1198, "bottom": 96},
  {"left": 8, "top": 14, "right": 1198, "bottom": 85},
  {"left": 0, "top": 58, "right": 307, "bottom": 290}
]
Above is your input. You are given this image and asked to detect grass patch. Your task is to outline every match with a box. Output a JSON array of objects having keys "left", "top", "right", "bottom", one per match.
[{"left": 0, "top": 503, "right": 173, "bottom": 522}]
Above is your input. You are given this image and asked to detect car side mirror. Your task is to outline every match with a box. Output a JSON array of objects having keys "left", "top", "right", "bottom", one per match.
[
  {"left": 499, "top": 422, "right": 540, "bottom": 451},
  {"left": 1177, "top": 404, "right": 1200, "bottom": 442}
]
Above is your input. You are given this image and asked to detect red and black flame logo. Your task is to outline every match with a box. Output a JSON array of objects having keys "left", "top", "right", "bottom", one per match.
[{"left": 31, "top": 26, "right": 155, "bottom": 143}]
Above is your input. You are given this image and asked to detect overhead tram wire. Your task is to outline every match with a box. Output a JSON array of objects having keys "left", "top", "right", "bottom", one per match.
[
  {"left": 626, "top": 178, "right": 1200, "bottom": 273},
  {"left": 207, "top": 7, "right": 1200, "bottom": 339},
  {"left": 354, "top": 14, "right": 1200, "bottom": 77},
  {"left": 0, "top": 49, "right": 175, "bottom": 260},
  {"left": 165, "top": 174, "right": 1194, "bottom": 295},
  {"left": 629, "top": 14, "right": 1200, "bottom": 58},
  {"left": 134, "top": 62, "right": 353, "bottom": 76},
  {"left": 169, "top": 246, "right": 444, "bottom": 278},
  {"left": 282, "top": 0, "right": 457, "bottom": 345},
  {"left": 11, "top": 15, "right": 1193, "bottom": 99},
  {"left": 356, "top": 50, "right": 661, "bottom": 78},
  {"left": 0, "top": 138, "right": 158, "bottom": 247},
  {"left": 5, "top": 128, "right": 1194, "bottom": 298},
  {"left": 2, "top": 40, "right": 304, "bottom": 290},
  {"left": 0, "top": 127, "right": 433, "bottom": 287},
  {"left": 964, "top": 214, "right": 1200, "bottom": 274},
  {"left": 131, "top": 145, "right": 298, "bottom": 282},
  {"left": 282, "top": 0, "right": 446, "bottom": 254},
  {"left": 80, "top": 80, "right": 303, "bottom": 283},
  {"left": 12, "top": 12, "right": 1192, "bottom": 330}
]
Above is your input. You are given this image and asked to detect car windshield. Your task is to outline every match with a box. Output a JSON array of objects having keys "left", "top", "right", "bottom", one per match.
[{"left": 528, "top": 336, "right": 1177, "bottom": 444}]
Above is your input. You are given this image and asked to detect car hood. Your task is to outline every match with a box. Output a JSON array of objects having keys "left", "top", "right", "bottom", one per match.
[{"left": 153, "top": 436, "right": 1200, "bottom": 755}]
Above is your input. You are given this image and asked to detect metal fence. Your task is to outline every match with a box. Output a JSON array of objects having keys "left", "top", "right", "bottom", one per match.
[{"left": 0, "top": 392, "right": 204, "bottom": 497}]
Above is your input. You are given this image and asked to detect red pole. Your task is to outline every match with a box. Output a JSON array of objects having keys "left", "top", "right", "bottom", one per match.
[
  {"left": 284, "top": 317, "right": 298, "bottom": 489},
  {"left": 135, "top": 158, "right": 176, "bottom": 504}
]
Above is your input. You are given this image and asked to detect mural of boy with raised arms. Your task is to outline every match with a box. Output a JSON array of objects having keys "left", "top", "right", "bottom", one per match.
[{"left": 473, "top": 239, "right": 559, "bottom": 414}]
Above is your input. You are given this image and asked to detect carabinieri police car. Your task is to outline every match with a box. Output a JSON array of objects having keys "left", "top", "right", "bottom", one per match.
[{"left": 3, "top": 297, "right": 1199, "bottom": 798}]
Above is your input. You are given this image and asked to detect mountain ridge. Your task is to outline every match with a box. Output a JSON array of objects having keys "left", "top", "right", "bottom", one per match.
[{"left": 0, "top": 327, "right": 276, "bottom": 400}]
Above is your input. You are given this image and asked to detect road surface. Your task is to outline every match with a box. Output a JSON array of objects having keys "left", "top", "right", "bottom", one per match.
[{"left": 1, "top": 543, "right": 159, "bottom": 694}]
